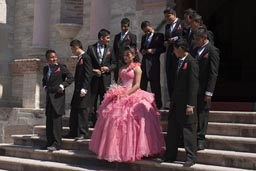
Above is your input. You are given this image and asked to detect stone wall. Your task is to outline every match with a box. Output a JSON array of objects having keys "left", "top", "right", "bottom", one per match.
[
  {"left": 9, "top": 57, "right": 77, "bottom": 109},
  {"left": 0, "top": 107, "right": 45, "bottom": 143}
]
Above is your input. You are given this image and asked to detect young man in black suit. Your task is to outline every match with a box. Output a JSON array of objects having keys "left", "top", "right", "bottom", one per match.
[
  {"left": 42, "top": 49, "right": 74, "bottom": 151},
  {"left": 86, "top": 29, "right": 116, "bottom": 126},
  {"left": 187, "top": 13, "right": 214, "bottom": 50},
  {"left": 164, "top": 39, "right": 199, "bottom": 167},
  {"left": 64, "top": 40, "right": 92, "bottom": 140},
  {"left": 163, "top": 8, "right": 186, "bottom": 103},
  {"left": 113, "top": 17, "right": 137, "bottom": 82},
  {"left": 191, "top": 26, "right": 220, "bottom": 150},
  {"left": 140, "top": 20, "right": 165, "bottom": 109}
]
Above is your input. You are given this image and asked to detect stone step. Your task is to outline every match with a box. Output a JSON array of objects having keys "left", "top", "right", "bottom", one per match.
[
  {"left": 205, "top": 135, "right": 256, "bottom": 153},
  {"left": 177, "top": 148, "right": 256, "bottom": 170},
  {"left": 162, "top": 120, "right": 256, "bottom": 138},
  {"left": 33, "top": 125, "right": 94, "bottom": 137},
  {"left": 209, "top": 111, "right": 256, "bottom": 124},
  {"left": 12, "top": 132, "right": 256, "bottom": 154},
  {"left": 12, "top": 134, "right": 90, "bottom": 151},
  {"left": 207, "top": 122, "right": 256, "bottom": 137},
  {"left": 161, "top": 111, "right": 256, "bottom": 124},
  {"left": 0, "top": 156, "right": 116, "bottom": 171},
  {"left": 0, "top": 144, "right": 255, "bottom": 171}
]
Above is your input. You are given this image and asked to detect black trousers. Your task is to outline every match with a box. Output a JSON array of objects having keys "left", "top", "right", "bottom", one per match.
[
  {"left": 165, "top": 113, "right": 197, "bottom": 162},
  {"left": 140, "top": 75, "right": 162, "bottom": 109},
  {"left": 69, "top": 107, "right": 89, "bottom": 137},
  {"left": 90, "top": 78, "right": 106, "bottom": 126},
  {"left": 165, "top": 48, "right": 177, "bottom": 100},
  {"left": 197, "top": 95, "right": 211, "bottom": 144},
  {"left": 46, "top": 102, "right": 62, "bottom": 148}
]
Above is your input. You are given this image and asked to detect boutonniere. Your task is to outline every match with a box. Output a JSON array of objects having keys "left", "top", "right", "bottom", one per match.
[
  {"left": 126, "top": 35, "right": 130, "bottom": 41},
  {"left": 203, "top": 53, "right": 209, "bottom": 59},
  {"left": 79, "top": 59, "right": 83, "bottom": 65},
  {"left": 107, "top": 50, "right": 111, "bottom": 57},
  {"left": 177, "top": 24, "right": 182, "bottom": 30},
  {"left": 55, "top": 67, "right": 61, "bottom": 73},
  {"left": 182, "top": 63, "right": 188, "bottom": 70},
  {"left": 155, "top": 36, "right": 159, "bottom": 41}
]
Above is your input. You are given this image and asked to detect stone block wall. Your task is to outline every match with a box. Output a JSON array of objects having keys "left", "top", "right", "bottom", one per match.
[
  {"left": 9, "top": 57, "right": 77, "bottom": 109},
  {"left": 0, "top": 107, "right": 45, "bottom": 143},
  {"left": 60, "top": 0, "right": 84, "bottom": 24}
]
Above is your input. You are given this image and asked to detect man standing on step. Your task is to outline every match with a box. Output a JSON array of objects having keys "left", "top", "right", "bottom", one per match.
[
  {"left": 64, "top": 39, "right": 92, "bottom": 140},
  {"left": 86, "top": 29, "right": 116, "bottom": 127},
  {"left": 42, "top": 49, "right": 74, "bottom": 151},
  {"left": 190, "top": 26, "right": 219, "bottom": 150},
  {"left": 113, "top": 17, "right": 137, "bottom": 82},
  {"left": 164, "top": 39, "right": 199, "bottom": 167},
  {"left": 140, "top": 20, "right": 165, "bottom": 109}
]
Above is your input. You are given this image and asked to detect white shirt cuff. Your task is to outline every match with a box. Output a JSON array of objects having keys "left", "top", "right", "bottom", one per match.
[
  {"left": 59, "top": 84, "right": 64, "bottom": 90},
  {"left": 205, "top": 91, "right": 213, "bottom": 96},
  {"left": 81, "top": 88, "right": 88, "bottom": 94}
]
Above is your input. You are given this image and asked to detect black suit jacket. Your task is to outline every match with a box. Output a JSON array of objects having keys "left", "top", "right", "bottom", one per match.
[
  {"left": 113, "top": 31, "right": 137, "bottom": 66},
  {"left": 165, "top": 18, "right": 186, "bottom": 41},
  {"left": 43, "top": 63, "right": 74, "bottom": 115},
  {"left": 140, "top": 32, "right": 165, "bottom": 79},
  {"left": 191, "top": 43, "right": 219, "bottom": 96},
  {"left": 70, "top": 53, "right": 93, "bottom": 108},
  {"left": 86, "top": 43, "right": 116, "bottom": 89},
  {"left": 171, "top": 55, "right": 199, "bottom": 124}
]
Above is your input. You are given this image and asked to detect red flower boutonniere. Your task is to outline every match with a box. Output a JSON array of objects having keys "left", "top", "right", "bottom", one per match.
[
  {"left": 126, "top": 35, "right": 130, "bottom": 41},
  {"left": 182, "top": 63, "right": 188, "bottom": 70},
  {"left": 79, "top": 59, "right": 83, "bottom": 65},
  {"left": 177, "top": 24, "right": 182, "bottom": 30},
  {"left": 203, "top": 53, "right": 209, "bottom": 59},
  {"left": 55, "top": 67, "right": 61, "bottom": 73},
  {"left": 107, "top": 50, "right": 111, "bottom": 57},
  {"left": 155, "top": 36, "right": 159, "bottom": 41}
]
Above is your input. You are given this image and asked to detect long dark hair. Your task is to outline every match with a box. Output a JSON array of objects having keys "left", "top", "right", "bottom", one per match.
[{"left": 124, "top": 46, "right": 140, "bottom": 63}]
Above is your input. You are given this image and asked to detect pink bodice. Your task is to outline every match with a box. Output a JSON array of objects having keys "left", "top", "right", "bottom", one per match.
[{"left": 119, "top": 63, "right": 141, "bottom": 88}]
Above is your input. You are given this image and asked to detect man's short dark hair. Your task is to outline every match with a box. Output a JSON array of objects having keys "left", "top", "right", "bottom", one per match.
[
  {"left": 184, "top": 8, "right": 196, "bottom": 19},
  {"left": 163, "top": 7, "right": 176, "bottom": 15},
  {"left": 173, "top": 39, "right": 189, "bottom": 52},
  {"left": 70, "top": 39, "right": 83, "bottom": 49},
  {"left": 98, "top": 29, "right": 111, "bottom": 39},
  {"left": 193, "top": 26, "right": 208, "bottom": 38},
  {"left": 45, "top": 49, "right": 56, "bottom": 58},
  {"left": 141, "top": 21, "right": 152, "bottom": 30},
  {"left": 121, "top": 18, "right": 130, "bottom": 26}
]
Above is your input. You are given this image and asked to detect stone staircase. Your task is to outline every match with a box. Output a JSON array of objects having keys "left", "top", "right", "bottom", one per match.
[{"left": 0, "top": 111, "right": 256, "bottom": 171}]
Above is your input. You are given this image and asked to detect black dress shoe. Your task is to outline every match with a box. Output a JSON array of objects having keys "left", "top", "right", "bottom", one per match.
[
  {"left": 197, "top": 143, "right": 205, "bottom": 151},
  {"left": 40, "top": 145, "right": 48, "bottom": 150},
  {"left": 63, "top": 134, "right": 76, "bottom": 139},
  {"left": 47, "top": 146, "right": 59, "bottom": 152},
  {"left": 161, "top": 156, "right": 175, "bottom": 163},
  {"left": 183, "top": 161, "right": 195, "bottom": 167}
]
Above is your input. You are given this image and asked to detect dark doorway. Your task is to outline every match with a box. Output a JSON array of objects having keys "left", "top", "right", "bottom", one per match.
[{"left": 176, "top": 0, "right": 256, "bottom": 102}]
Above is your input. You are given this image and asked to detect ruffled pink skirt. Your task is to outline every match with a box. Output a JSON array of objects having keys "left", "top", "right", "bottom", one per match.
[{"left": 89, "top": 85, "right": 166, "bottom": 162}]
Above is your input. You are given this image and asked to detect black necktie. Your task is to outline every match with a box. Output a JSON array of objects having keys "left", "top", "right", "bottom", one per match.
[{"left": 176, "top": 59, "right": 183, "bottom": 75}]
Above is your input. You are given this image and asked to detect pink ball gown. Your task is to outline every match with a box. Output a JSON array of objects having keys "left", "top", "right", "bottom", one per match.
[{"left": 89, "top": 62, "right": 166, "bottom": 162}]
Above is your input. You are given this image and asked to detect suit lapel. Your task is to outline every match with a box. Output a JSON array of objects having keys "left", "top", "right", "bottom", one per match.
[
  {"left": 92, "top": 44, "right": 101, "bottom": 64},
  {"left": 101, "top": 46, "right": 109, "bottom": 64}
]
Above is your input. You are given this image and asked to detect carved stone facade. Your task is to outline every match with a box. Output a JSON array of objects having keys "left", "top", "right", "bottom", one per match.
[
  {"left": 0, "top": 0, "right": 173, "bottom": 143},
  {"left": 0, "top": 0, "right": 171, "bottom": 109}
]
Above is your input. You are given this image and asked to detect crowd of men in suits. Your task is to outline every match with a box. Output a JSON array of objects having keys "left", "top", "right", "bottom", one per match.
[{"left": 42, "top": 7, "right": 219, "bottom": 167}]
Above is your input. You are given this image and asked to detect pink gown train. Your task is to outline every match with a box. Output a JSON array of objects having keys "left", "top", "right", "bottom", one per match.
[{"left": 89, "top": 62, "right": 166, "bottom": 162}]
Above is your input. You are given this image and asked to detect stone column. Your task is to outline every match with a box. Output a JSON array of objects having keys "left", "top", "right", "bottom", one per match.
[
  {"left": 30, "top": 0, "right": 50, "bottom": 57},
  {"left": 9, "top": 58, "right": 42, "bottom": 108},
  {"left": 89, "top": 0, "right": 111, "bottom": 39},
  {"left": 0, "top": 0, "right": 13, "bottom": 106}
]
